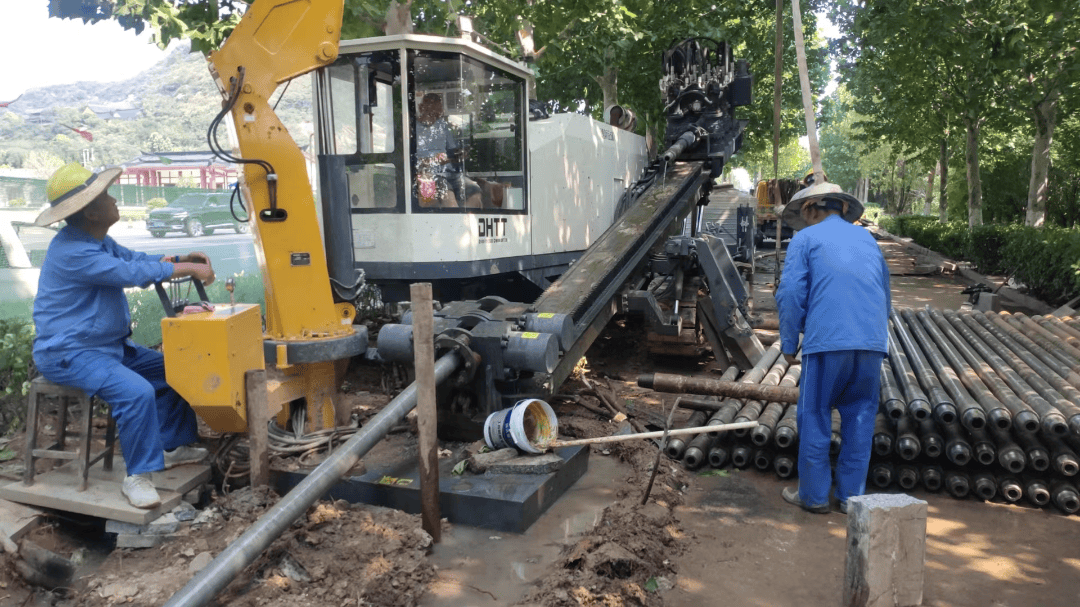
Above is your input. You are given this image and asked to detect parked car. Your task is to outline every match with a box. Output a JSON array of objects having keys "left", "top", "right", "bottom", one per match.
[
  {"left": 0, "top": 211, "right": 57, "bottom": 302},
  {"left": 146, "top": 192, "right": 249, "bottom": 238}
]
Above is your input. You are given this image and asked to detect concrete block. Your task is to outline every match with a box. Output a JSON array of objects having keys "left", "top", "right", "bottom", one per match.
[
  {"left": 105, "top": 520, "right": 145, "bottom": 535},
  {"left": 975, "top": 293, "right": 1000, "bottom": 312},
  {"left": 465, "top": 448, "right": 518, "bottom": 473},
  {"left": 487, "top": 453, "right": 564, "bottom": 475},
  {"left": 843, "top": 493, "right": 927, "bottom": 607},
  {"left": 106, "top": 512, "right": 180, "bottom": 536},
  {"left": 116, "top": 533, "right": 176, "bottom": 549}
]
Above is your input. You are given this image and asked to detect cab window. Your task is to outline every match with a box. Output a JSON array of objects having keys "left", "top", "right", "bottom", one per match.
[{"left": 409, "top": 51, "right": 526, "bottom": 213}]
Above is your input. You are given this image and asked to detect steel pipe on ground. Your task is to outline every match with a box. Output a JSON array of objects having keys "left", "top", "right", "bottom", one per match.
[
  {"left": 638, "top": 375, "right": 799, "bottom": 404},
  {"left": 963, "top": 312, "right": 1080, "bottom": 436},
  {"left": 908, "top": 308, "right": 1011, "bottom": 430},
  {"left": 889, "top": 321, "right": 933, "bottom": 421},
  {"left": 901, "top": 309, "right": 988, "bottom": 431},
  {"left": 889, "top": 311, "right": 950, "bottom": 423},
  {"left": 979, "top": 312, "right": 1080, "bottom": 390},
  {"left": 164, "top": 352, "right": 463, "bottom": 607},
  {"left": 1009, "top": 313, "right": 1080, "bottom": 368},
  {"left": 928, "top": 309, "right": 1038, "bottom": 432},
  {"left": 879, "top": 358, "right": 908, "bottom": 421},
  {"left": 943, "top": 310, "right": 1068, "bottom": 437}
]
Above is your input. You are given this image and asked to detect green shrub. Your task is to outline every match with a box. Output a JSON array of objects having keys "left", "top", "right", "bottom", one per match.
[
  {"left": 966, "top": 224, "right": 1017, "bottom": 275},
  {"left": 129, "top": 272, "right": 266, "bottom": 346},
  {"left": 0, "top": 318, "right": 34, "bottom": 436},
  {"left": 146, "top": 198, "right": 168, "bottom": 211},
  {"left": 7, "top": 198, "right": 26, "bottom": 208}
]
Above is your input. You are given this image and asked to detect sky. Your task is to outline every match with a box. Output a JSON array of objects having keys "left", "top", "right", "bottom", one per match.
[{"left": 0, "top": 3, "right": 171, "bottom": 101}]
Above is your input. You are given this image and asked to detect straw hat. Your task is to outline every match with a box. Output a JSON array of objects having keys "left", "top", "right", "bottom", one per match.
[
  {"left": 780, "top": 182, "right": 864, "bottom": 231},
  {"left": 36, "top": 163, "right": 122, "bottom": 227}
]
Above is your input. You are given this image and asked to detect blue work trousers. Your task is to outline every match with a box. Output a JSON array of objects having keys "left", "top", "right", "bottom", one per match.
[
  {"left": 35, "top": 342, "right": 199, "bottom": 475},
  {"left": 796, "top": 350, "right": 884, "bottom": 508}
]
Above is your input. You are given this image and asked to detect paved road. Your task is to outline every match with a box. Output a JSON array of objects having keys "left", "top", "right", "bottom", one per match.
[{"left": 111, "top": 223, "right": 260, "bottom": 280}]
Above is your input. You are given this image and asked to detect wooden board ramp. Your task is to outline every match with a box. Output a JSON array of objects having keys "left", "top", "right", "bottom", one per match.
[
  {"left": 0, "top": 498, "right": 43, "bottom": 541},
  {"left": 0, "top": 458, "right": 209, "bottom": 525}
]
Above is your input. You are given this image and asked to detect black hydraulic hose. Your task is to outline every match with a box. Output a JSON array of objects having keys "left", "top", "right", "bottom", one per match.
[
  {"left": 910, "top": 308, "right": 1011, "bottom": 430},
  {"left": 889, "top": 311, "right": 953, "bottom": 423},
  {"left": 879, "top": 358, "right": 907, "bottom": 421},
  {"left": 886, "top": 320, "right": 933, "bottom": 421},
  {"left": 164, "top": 352, "right": 463, "bottom": 607},
  {"left": 963, "top": 312, "right": 1080, "bottom": 436},
  {"left": 900, "top": 309, "right": 986, "bottom": 431},
  {"left": 942, "top": 310, "right": 1068, "bottom": 437},
  {"left": 928, "top": 309, "right": 1038, "bottom": 433}
]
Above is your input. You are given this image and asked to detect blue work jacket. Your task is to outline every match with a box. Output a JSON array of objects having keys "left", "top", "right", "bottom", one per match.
[
  {"left": 33, "top": 225, "right": 174, "bottom": 362},
  {"left": 776, "top": 215, "right": 891, "bottom": 356}
]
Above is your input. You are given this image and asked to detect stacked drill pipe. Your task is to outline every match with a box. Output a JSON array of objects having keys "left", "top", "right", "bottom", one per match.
[
  {"left": 650, "top": 305, "right": 1080, "bottom": 515},
  {"left": 673, "top": 366, "right": 737, "bottom": 468}
]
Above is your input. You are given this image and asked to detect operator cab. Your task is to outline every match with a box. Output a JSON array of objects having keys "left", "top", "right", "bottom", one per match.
[{"left": 315, "top": 35, "right": 531, "bottom": 301}]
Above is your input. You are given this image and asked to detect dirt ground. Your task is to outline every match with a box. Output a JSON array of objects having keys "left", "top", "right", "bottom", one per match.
[{"left": 3, "top": 229, "right": 1080, "bottom": 607}]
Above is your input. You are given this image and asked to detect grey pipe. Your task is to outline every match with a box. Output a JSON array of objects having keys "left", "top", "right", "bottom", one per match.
[
  {"left": 1006, "top": 313, "right": 1080, "bottom": 370},
  {"left": 896, "top": 464, "right": 920, "bottom": 490},
  {"left": 900, "top": 309, "right": 986, "bottom": 431},
  {"left": 1023, "top": 476, "right": 1051, "bottom": 507},
  {"left": 966, "top": 424, "right": 997, "bottom": 466},
  {"left": 940, "top": 423, "right": 973, "bottom": 466},
  {"left": 731, "top": 444, "right": 753, "bottom": 468},
  {"left": 164, "top": 352, "right": 463, "bottom": 607},
  {"left": 879, "top": 358, "right": 907, "bottom": 421},
  {"left": 1043, "top": 433, "right": 1080, "bottom": 477},
  {"left": 872, "top": 412, "right": 894, "bottom": 456},
  {"left": 972, "top": 472, "right": 997, "bottom": 500},
  {"left": 929, "top": 309, "right": 1039, "bottom": 432},
  {"left": 943, "top": 310, "right": 1068, "bottom": 436},
  {"left": 665, "top": 410, "right": 708, "bottom": 459},
  {"left": 890, "top": 311, "right": 952, "bottom": 423},
  {"left": 894, "top": 413, "right": 921, "bottom": 461},
  {"left": 886, "top": 321, "right": 934, "bottom": 421},
  {"left": 921, "top": 465, "right": 943, "bottom": 492},
  {"left": 1051, "top": 482, "right": 1080, "bottom": 514},
  {"left": 774, "top": 454, "right": 796, "bottom": 478},
  {"left": 963, "top": 312, "right": 1080, "bottom": 436},
  {"left": 945, "top": 470, "right": 970, "bottom": 498},
  {"left": 998, "top": 475, "right": 1024, "bottom": 503},
  {"left": 918, "top": 418, "right": 944, "bottom": 458},
  {"left": 1014, "top": 430, "right": 1050, "bottom": 472},
  {"left": 988, "top": 424, "right": 1026, "bottom": 473},
  {"left": 708, "top": 441, "right": 731, "bottom": 468},
  {"left": 774, "top": 404, "right": 798, "bottom": 448},
  {"left": 978, "top": 312, "right": 1080, "bottom": 389},
  {"left": 910, "top": 308, "right": 1011, "bottom": 430}
]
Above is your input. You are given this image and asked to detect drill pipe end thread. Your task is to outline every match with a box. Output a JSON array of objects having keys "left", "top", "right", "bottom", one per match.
[
  {"left": 974, "top": 445, "right": 996, "bottom": 466},
  {"left": 774, "top": 455, "right": 795, "bottom": 478},
  {"left": 988, "top": 408, "right": 1013, "bottom": 430},
  {"left": 947, "top": 443, "right": 972, "bottom": 466},
  {"left": 908, "top": 400, "right": 932, "bottom": 421},
  {"left": 872, "top": 436, "right": 893, "bottom": 457},
  {"left": 1069, "top": 415, "right": 1080, "bottom": 438},
  {"left": 999, "top": 478, "right": 1023, "bottom": 503},
  {"left": 750, "top": 426, "right": 772, "bottom": 447},
  {"left": 1052, "top": 484, "right": 1080, "bottom": 514},
  {"left": 933, "top": 403, "right": 958, "bottom": 426},
  {"left": 1025, "top": 481, "right": 1051, "bottom": 506},
  {"left": 707, "top": 446, "right": 730, "bottom": 468},
  {"left": 665, "top": 438, "right": 689, "bottom": 460},
  {"left": 1028, "top": 449, "right": 1050, "bottom": 472},
  {"left": 732, "top": 446, "right": 752, "bottom": 468},
  {"left": 682, "top": 446, "right": 706, "bottom": 470},
  {"left": 896, "top": 437, "right": 920, "bottom": 461},
  {"left": 774, "top": 427, "right": 796, "bottom": 449},
  {"left": 999, "top": 448, "right": 1026, "bottom": 474},
  {"left": 923, "top": 437, "right": 943, "bottom": 458},
  {"left": 921, "top": 468, "right": 943, "bottom": 491},
  {"left": 1015, "top": 411, "right": 1040, "bottom": 434},
  {"left": 946, "top": 474, "right": 971, "bottom": 498},
  {"left": 1054, "top": 454, "right": 1079, "bottom": 477},
  {"left": 1044, "top": 415, "right": 1070, "bottom": 437},
  {"left": 973, "top": 475, "right": 997, "bottom": 500},
  {"left": 961, "top": 408, "right": 987, "bottom": 431}
]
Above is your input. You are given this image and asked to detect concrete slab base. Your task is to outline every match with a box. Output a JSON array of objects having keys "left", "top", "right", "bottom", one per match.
[{"left": 273, "top": 445, "right": 589, "bottom": 533}]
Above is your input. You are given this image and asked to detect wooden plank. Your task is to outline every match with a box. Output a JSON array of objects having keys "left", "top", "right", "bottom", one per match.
[
  {"left": 0, "top": 499, "right": 43, "bottom": 541},
  {"left": 247, "top": 369, "right": 271, "bottom": 487},
  {"left": 411, "top": 282, "right": 441, "bottom": 543},
  {"left": 0, "top": 472, "right": 182, "bottom": 525},
  {"left": 77, "top": 458, "right": 211, "bottom": 497}
]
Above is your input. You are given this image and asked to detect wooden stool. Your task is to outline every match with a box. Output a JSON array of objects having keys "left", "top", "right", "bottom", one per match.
[{"left": 23, "top": 376, "right": 117, "bottom": 491}]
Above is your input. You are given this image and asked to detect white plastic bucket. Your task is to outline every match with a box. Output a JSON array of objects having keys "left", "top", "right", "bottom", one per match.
[{"left": 483, "top": 399, "right": 558, "bottom": 454}]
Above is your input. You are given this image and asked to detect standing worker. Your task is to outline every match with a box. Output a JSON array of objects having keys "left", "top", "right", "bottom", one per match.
[
  {"left": 775, "top": 182, "right": 890, "bottom": 514},
  {"left": 32, "top": 163, "right": 216, "bottom": 509}
]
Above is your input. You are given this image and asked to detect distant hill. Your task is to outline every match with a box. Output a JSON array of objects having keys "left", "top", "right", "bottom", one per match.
[{"left": 0, "top": 41, "right": 312, "bottom": 172}]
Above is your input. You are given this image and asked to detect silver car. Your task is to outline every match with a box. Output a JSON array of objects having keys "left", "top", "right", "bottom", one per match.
[{"left": 0, "top": 211, "right": 57, "bottom": 303}]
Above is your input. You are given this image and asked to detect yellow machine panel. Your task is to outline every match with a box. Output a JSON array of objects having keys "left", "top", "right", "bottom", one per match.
[{"left": 162, "top": 304, "right": 265, "bottom": 433}]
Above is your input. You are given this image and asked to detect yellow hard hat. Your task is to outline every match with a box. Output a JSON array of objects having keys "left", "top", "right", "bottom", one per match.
[
  {"left": 37, "top": 162, "right": 122, "bottom": 226},
  {"left": 802, "top": 170, "right": 828, "bottom": 186}
]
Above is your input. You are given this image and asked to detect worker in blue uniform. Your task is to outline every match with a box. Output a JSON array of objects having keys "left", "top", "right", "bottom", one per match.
[
  {"left": 32, "top": 163, "right": 217, "bottom": 509},
  {"left": 775, "top": 181, "right": 890, "bottom": 514}
]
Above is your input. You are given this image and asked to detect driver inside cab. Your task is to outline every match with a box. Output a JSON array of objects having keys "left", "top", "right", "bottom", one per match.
[{"left": 415, "top": 93, "right": 464, "bottom": 207}]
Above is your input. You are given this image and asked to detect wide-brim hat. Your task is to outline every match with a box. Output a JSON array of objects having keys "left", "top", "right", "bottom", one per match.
[
  {"left": 36, "top": 163, "right": 122, "bottom": 226},
  {"left": 780, "top": 182, "right": 864, "bottom": 231}
]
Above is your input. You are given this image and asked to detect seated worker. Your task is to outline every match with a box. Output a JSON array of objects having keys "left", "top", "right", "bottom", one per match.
[
  {"left": 32, "top": 163, "right": 216, "bottom": 509},
  {"left": 415, "top": 93, "right": 464, "bottom": 207}
]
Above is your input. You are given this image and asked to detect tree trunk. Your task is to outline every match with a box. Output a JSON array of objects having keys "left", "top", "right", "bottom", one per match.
[
  {"left": 1026, "top": 94, "right": 1059, "bottom": 227},
  {"left": 595, "top": 47, "right": 618, "bottom": 117},
  {"left": 938, "top": 138, "right": 948, "bottom": 223},
  {"left": 897, "top": 158, "right": 908, "bottom": 214},
  {"left": 888, "top": 159, "right": 898, "bottom": 213},
  {"left": 964, "top": 117, "right": 983, "bottom": 227},
  {"left": 923, "top": 163, "right": 937, "bottom": 215}
]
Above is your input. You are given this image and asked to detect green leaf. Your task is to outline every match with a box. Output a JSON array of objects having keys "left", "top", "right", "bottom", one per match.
[
  {"left": 452, "top": 460, "right": 467, "bottom": 476},
  {"left": 697, "top": 469, "right": 730, "bottom": 477},
  {"left": 0, "top": 449, "right": 15, "bottom": 462},
  {"left": 645, "top": 577, "right": 659, "bottom": 592}
]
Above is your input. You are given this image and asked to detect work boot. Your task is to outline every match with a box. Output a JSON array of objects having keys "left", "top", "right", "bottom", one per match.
[
  {"left": 122, "top": 473, "right": 162, "bottom": 509},
  {"left": 838, "top": 500, "right": 849, "bottom": 514},
  {"left": 164, "top": 445, "right": 209, "bottom": 469},
  {"left": 781, "top": 486, "right": 830, "bottom": 514}
]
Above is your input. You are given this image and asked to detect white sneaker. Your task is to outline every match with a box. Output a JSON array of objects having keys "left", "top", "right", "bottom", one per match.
[
  {"left": 122, "top": 473, "right": 161, "bottom": 509},
  {"left": 163, "top": 445, "right": 209, "bottom": 469}
]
